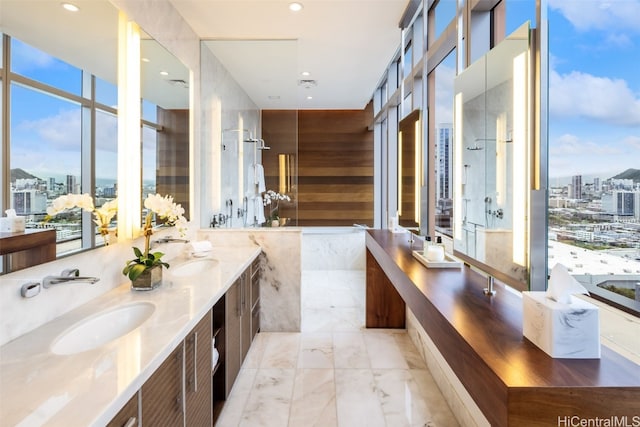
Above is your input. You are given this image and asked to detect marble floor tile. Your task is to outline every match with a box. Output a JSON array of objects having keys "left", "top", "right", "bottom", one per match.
[
  {"left": 239, "top": 368, "right": 296, "bottom": 427},
  {"left": 260, "top": 332, "right": 300, "bottom": 369},
  {"left": 363, "top": 330, "right": 410, "bottom": 369},
  {"left": 216, "top": 368, "right": 257, "bottom": 427},
  {"left": 289, "top": 368, "right": 337, "bottom": 427},
  {"left": 333, "top": 332, "right": 370, "bottom": 369},
  {"left": 335, "top": 369, "right": 386, "bottom": 427},
  {"left": 217, "top": 264, "right": 459, "bottom": 427},
  {"left": 372, "top": 369, "right": 435, "bottom": 427},
  {"left": 298, "top": 332, "right": 334, "bottom": 369}
]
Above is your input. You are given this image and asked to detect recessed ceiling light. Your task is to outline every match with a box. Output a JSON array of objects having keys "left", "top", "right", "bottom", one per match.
[
  {"left": 289, "top": 2, "right": 303, "bottom": 12},
  {"left": 141, "top": 57, "right": 150, "bottom": 63},
  {"left": 61, "top": 2, "right": 79, "bottom": 12},
  {"left": 307, "top": 96, "right": 313, "bottom": 100},
  {"left": 301, "top": 71, "right": 311, "bottom": 77},
  {"left": 160, "top": 71, "right": 169, "bottom": 76}
]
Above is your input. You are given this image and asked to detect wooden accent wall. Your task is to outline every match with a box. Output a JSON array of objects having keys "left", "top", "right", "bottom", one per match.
[
  {"left": 262, "top": 104, "right": 374, "bottom": 226},
  {"left": 157, "top": 108, "right": 190, "bottom": 219}
]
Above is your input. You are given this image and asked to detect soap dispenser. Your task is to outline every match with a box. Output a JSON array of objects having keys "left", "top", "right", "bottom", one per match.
[{"left": 425, "top": 235, "right": 445, "bottom": 262}]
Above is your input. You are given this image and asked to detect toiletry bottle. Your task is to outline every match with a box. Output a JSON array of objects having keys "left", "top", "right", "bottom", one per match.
[
  {"left": 426, "top": 236, "right": 445, "bottom": 262},
  {"left": 435, "top": 236, "right": 446, "bottom": 260},
  {"left": 423, "top": 236, "right": 432, "bottom": 258}
]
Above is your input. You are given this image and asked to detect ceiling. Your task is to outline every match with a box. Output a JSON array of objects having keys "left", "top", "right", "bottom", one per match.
[
  {"left": 171, "top": 0, "right": 409, "bottom": 109},
  {"left": 0, "top": 0, "right": 409, "bottom": 111}
]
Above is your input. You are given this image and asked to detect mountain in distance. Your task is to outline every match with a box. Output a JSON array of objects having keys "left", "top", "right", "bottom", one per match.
[
  {"left": 10, "top": 168, "right": 40, "bottom": 182},
  {"left": 612, "top": 168, "right": 640, "bottom": 182}
]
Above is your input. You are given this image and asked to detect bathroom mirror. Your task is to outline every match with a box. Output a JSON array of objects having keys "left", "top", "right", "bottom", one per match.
[
  {"left": 398, "top": 109, "right": 422, "bottom": 228},
  {"left": 452, "top": 22, "right": 532, "bottom": 290},
  {"left": 140, "top": 33, "right": 191, "bottom": 221},
  {"left": 0, "top": 1, "right": 191, "bottom": 273}
]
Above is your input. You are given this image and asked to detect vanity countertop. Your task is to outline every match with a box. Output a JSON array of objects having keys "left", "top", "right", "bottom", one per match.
[{"left": 0, "top": 244, "right": 261, "bottom": 427}]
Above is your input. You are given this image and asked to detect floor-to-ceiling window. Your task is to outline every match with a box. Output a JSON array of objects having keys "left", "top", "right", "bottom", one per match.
[
  {"left": 547, "top": 1, "right": 640, "bottom": 311},
  {"left": 3, "top": 35, "right": 118, "bottom": 254}
]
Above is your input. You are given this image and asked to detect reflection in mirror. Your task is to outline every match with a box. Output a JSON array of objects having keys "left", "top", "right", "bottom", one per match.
[
  {"left": 398, "top": 109, "right": 421, "bottom": 228},
  {"left": 0, "top": 0, "right": 119, "bottom": 273},
  {"left": 140, "top": 34, "right": 191, "bottom": 223},
  {"left": 453, "top": 22, "right": 531, "bottom": 290}
]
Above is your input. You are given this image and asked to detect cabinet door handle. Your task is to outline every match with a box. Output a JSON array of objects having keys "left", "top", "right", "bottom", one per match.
[
  {"left": 176, "top": 349, "right": 185, "bottom": 415},
  {"left": 236, "top": 280, "right": 242, "bottom": 316},
  {"left": 190, "top": 332, "right": 198, "bottom": 393},
  {"left": 123, "top": 417, "right": 137, "bottom": 427}
]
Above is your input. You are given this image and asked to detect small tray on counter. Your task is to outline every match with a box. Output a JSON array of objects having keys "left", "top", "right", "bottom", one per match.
[{"left": 412, "top": 250, "right": 463, "bottom": 269}]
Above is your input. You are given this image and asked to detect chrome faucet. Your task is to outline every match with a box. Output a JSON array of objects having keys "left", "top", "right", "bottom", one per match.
[
  {"left": 152, "top": 236, "right": 190, "bottom": 246},
  {"left": 43, "top": 268, "right": 100, "bottom": 288}
]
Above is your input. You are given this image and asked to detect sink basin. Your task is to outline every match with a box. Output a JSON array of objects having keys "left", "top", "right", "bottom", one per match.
[
  {"left": 51, "top": 302, "right": 155, "bottom": 355},
  {"left": 169, "top": 258, "right": 218, "bottom": 277}
]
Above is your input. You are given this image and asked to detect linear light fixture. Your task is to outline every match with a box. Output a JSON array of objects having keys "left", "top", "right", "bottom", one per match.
[
  {"left": 398, "top": 131, "right": 403, "bottom": 216},
  {"left": 453, "top": 93, "right": 463, "bottom": 240},
  {"left": 512, "top": 52, "right": 528, "bottom": 266},
  {"left": 415, "top": 118, "right": 421, "bottom": 223},
  {"left": 117, "top": 11, "right": 141, "bottom": 240}
]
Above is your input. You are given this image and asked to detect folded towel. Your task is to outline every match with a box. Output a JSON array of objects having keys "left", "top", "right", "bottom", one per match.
[
  {"left": 255, "top": 163, "right": 266, "bottom": 193},
  {"left": 255, "top": 196, "right": 266, "bottom": 224},
  {"left": 212, "top": 337, "right": 219, "bottom": 368},
  {"left": 189, "top": 240, "right": 212, "bottom": 254}
]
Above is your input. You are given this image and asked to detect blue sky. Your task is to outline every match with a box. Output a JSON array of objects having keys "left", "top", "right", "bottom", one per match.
[{"left": 548, "top": 0, "right": 640, "bottom": 180}]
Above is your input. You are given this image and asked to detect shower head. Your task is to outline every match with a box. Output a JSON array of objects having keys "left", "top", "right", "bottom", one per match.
[{"left": 246, "top": 138, "right": 270, "bottom": 150}]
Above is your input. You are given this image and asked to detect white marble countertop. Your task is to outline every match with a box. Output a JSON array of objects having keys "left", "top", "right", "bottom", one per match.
[{"left": 0, "top": 244, "right": 261, "bottom": 427}]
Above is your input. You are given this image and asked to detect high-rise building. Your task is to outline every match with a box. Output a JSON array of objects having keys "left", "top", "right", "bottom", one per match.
[
  {"left": 11, "top": 189, "right": 47, "bottom": 214},
  {"left": 602, "top": 190, "right": 638, "bottom": 218},
  {"left": 571, "top": 175, "right": 582, "bottom": 200},
  {"left": 49, "top": 177, "right": 56, "bottom": 192},
  {"left": 436, "top": 124, "right": 453, "bottom": 201},
  {"left": 593, "top": 177, "right": 600, "bottom": 192},
  {"left": 66, "top": 175, "right": 77, "bottom": 194}
]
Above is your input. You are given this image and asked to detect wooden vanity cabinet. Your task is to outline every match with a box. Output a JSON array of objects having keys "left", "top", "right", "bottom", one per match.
[
  {"left": 185, "top": 310, "right": 212, "bottom": 426},
  {"left": 141, "top": 345, "right": 183, "bottom": 426},
  {"left": 137, "top": 311, "right": 212, "bottom": 426},
  {"left": 106, "top": 392, "right": 139, "bottom": 427},
  {"left": 212, "top": 257, "right": 261, "bottom": 423}
]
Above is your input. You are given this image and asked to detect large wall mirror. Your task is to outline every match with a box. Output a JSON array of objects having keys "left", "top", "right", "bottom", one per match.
[
  {"left": 398, "top": 109, "right": 422, "bottom": 229},
  {"left": 0, "top": 1, "right": 190, "bottom": 273},
  {"left": 452, "top": 22, "right": 532, "bottom": 290}
]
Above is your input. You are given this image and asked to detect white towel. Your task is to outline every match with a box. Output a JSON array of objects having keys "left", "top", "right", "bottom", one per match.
[
  {"left": 255, "top": 163, "right": 266, "bottom": 193},
  {"left": 255, "top": 196, "right": 265, "bottom": 224},
  {"left": 188, "top": 240, "right": 212, "bottom": 255}
]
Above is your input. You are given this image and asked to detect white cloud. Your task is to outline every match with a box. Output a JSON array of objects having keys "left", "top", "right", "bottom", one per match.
[
  {"left": 17, "top": 109, "right": 81, "bottom": 151},
  {"left": 550, "top": 133, "right": 622, "bottom": 156},
  {"left": 549, "top": 0, "right": 640, "bottom": 33},
  {"left": 623, "top": 135, "right": 640, "bottom": 149},
  {"left": 549, "top": 69, "right": 640, "bottom": 126}
]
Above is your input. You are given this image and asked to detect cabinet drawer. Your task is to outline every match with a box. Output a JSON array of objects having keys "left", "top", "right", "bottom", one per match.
[{"left": 251, "top": 302, "right": 260, "bottom": 339}]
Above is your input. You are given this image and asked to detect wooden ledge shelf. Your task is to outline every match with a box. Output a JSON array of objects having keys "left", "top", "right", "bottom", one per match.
[
  {"left": 365, "top": 229, "right": 640, "bottom": 427},
  {"left": 0, "top": 228, "right": 56, "bottom": 270}
]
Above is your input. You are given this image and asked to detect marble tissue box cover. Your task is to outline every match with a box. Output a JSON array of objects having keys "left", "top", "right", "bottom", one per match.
[{"left": 522, "top": 291, "right": 601, "bottom": 359}]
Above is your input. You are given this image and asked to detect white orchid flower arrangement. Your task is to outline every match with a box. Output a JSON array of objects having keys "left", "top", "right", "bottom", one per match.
[
  {"left": 122, "top": 193, "right": 188, "bottom": 281},
  {"left": 262, "top": 190, "right": 290, "bottom": 223},
  {"left": 45, "top": 193, "right": 118, "bottom": 241}
]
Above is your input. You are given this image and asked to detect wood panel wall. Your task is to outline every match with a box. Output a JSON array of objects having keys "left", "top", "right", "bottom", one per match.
[
  {"left": 262, "top": 105, "right": 374, "bottom": 226},
  {"left": 157, "top": 108, "right": 190, "bottom": 219}
]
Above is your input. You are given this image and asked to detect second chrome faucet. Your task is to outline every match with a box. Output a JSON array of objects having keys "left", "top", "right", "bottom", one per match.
[{"left": 43, "top": 268, "right": 100, "bottom": 288}]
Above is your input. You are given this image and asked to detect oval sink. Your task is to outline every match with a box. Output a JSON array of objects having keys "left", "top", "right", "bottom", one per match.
[
  {"left": 51, "top": 302, "right": 155, "bottom": 355},
  {"left": 169, "top": 258, "right": 218, "bottom": 277}
]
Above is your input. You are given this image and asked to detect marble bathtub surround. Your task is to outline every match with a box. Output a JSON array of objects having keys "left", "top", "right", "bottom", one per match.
[{"left": 198, "top": 229, "right": 302, "bottom": 332}]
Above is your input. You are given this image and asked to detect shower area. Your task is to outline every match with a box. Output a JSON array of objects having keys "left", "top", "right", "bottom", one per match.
[{"left": 453, "top": 22, "right": 532, "bottom": 285}]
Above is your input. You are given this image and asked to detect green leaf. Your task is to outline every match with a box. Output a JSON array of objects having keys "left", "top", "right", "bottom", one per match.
[
  {"left": 133, "top": 247, "right": 143, "bottom": 258},
  {"left": 126, "top": 263, "right": 147, "bottom": 281}
]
